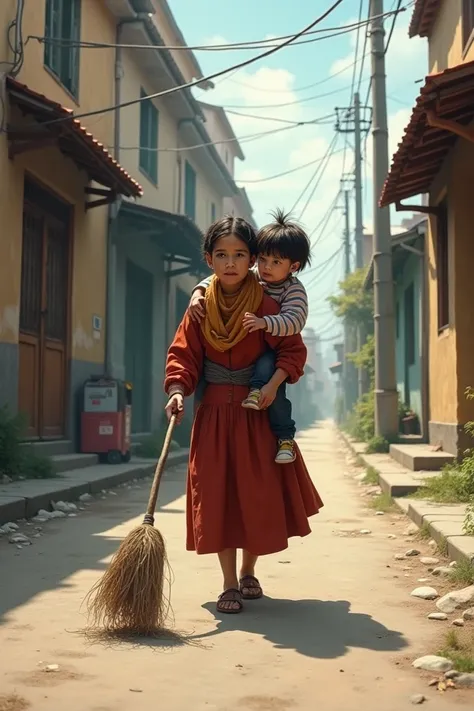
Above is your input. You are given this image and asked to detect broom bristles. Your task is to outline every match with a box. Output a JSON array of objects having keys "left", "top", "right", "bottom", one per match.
[{"left": 85, "top": 523, "right": 170, "bottom": 635}]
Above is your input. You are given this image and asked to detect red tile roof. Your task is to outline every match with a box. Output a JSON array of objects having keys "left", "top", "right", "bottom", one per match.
[
  {"left": 6, "top": 77, "right": 143, "bottom": 199},
  {"left": 379, "top": 60, "right": 474, "bottom": 208},
  {"left": 409, "top": 0, "right": 442, "bottom": 38}
]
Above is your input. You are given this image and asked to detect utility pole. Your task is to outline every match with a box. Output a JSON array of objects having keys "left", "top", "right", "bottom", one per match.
[
  {"left": 370, "top": 0, "right": 398, "bottom": 438},
  {"left": 341, "top": 185, "right": 357, "bottom": 415},
  {"left": 344, "top": 189, "right": 351, "bottom": 277},
  {"left": 354, "top": 92, "right": 364, "bottom": 270}
]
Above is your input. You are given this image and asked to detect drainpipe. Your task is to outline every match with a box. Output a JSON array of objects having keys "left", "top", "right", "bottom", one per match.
[{"left": 420, "top": 238, "right": 429, "bottom": 443}]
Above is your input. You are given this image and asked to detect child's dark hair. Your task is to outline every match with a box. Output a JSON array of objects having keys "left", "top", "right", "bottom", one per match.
[
  {"left": 203, "top": 215, "right": 258, "bottom": 256},
  {"left": 257, "top": 209, "right": 311, "bottom": 271}
]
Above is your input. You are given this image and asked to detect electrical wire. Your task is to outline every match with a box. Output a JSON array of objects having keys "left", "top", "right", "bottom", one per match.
[
  {"left": 309, "top": 189, "right": 342, "bottom": 242},
  {"left": 30, "top": 7, "right": 407, "bottom": 53},
  {"left": 305, "top": 245, "right": 345, "bottom": 289},
  {"left": 237, "top": 147, "right": 346, "bottom": 184},
  {"left": 385, "top": 0, "right": 403, "bottom": 55},
  {"left": 20, "top": 1, "right": 346, "bottom": 130},
  {"left": 289, "top": 134, "right": 338, "bottom": 215},
  {"left": 222, "top": 109, "right": 336, "bottom": 126},
  {"left": 297, "top": 135, "right": 340, "bottom": 221},
  {"left": 229, "top": 52, "right": 370, "bottom": 94},
  {"left": 219, "top": 81, "right": 369, "bottom": 110},
  {"left": 350, "top": 0, "right": 365, "bottom": 108},
  {"left": 357, "top": 1, "right": 370, "bottom": 94}
]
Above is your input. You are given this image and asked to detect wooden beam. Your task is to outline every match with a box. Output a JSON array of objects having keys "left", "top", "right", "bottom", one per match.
[
  {"left": 395, "top": 201, "right": 440, "bottom": 215},
  {"left": 8, "top": 135, "right": 58, "bottom": 158},
  {"left": 85, "top": 187, "right": 113, "bottom": 197},
  {"left": 85, "top": 191, "right": 117, "bottom": 210},
  {"left": 426, "top": 109, "right": 474, "bottom": 144}
]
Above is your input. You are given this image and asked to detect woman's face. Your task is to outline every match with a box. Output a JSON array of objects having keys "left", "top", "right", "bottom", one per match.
[{"left": 206, "top": 234, "right": 255, "bottom": 290}]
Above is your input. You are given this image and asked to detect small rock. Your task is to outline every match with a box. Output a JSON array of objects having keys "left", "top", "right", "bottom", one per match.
[
  {"left": 52, "top": 501, "right": 70, "bottom": 514},
  {"left": 432, "top": 566, "right": 451, "bottom": 577},
  {"left": 395, "top": 554, "right": 406, "bottom": 560},
  {"left": 462, "top": 607, "right": 474, "bottom": 620},
  {"left": 411, "top": 587, "right": 439, "bottom": 600},
  {"left": 453, "top": 618, "right": 465, "bottom": 627},
  {"left": 436, "top": 585, "right": 474, "bottom": 614},
  {"left": 37, "top": 509, "right": 53, "bottom": 520},
  {"left": 68, "top": 513, "right": 78, "bottom": 518},
  {"left": 455, "top": 673, "right": 474, "bottom": 688},
  {"left": 359, "top": 529, "right": 371, "bottom": 535},
  {"left": 110, "top": 491, "right": 118, "bottom": 496},
  {"left": 44, "top": 664, "right": 59, "bottom": 673},
  {"left": 79, "top": 493, "right": 93, "bottom": 502},
  {"left": 1, "top": 474, "right": 12, "bottom": 484},
  {"left": 6, "top": 521, "right": 19, "bottom": 530},
  {"left": 428, "top": 612, "right": 448, "bottom": 621},
  {"left": 9, "top": 533, "right": 31, "bottom": 546},
  {"left": 420, "top": 557, "right": 439, "bottom": 566},
  {"left": 445, "top": 670, "right": 460, "bottom": 679},
  {"left": 410, "top": 694, "right": 425, "bottom": 705},
  {"left": 406, "top": 549, "right": 421, "bottom": 557},
  {"left": 366, "top": 485, "right": 382, "bottom": 496},
  {"left": 449, "top": 561, "right": 458, "bottom": 568},
  {"left": 428, "top": 539, "right": 437, "bottom": 549},
  {"left": 375, "top": 511, "right": 385, "bottom": 516},
  {"left": 413, "top": 655, "right": 453, "bottom": 672},
  {"left": 387, "top": 534, "right": 397, "bottom": 539},
  {"left": 405, "top": 524, "right": 419, "bottom": 536},
  {"left": 418, "top": 578, "right": 430, "bottom": 583},
  {"left": 428, "top": 679, "right": 438, "bottom": 687}
]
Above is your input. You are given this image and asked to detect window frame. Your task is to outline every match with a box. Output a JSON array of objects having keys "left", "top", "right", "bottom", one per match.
[
  {"left": 436, "top": 197, "right": 450, "bottom": 333},
  {"left": 138, "top": 89, "right": 159, "bottom": 185},
  {"left": 44, "top": 0, "right": 81, "bottom": 98}
]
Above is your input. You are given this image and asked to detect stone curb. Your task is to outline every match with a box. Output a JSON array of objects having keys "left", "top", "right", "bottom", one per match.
[
  {"left": 0, "top": 449, "right": 189, "bottom": 526},
  {"left": 338, "top": 430, "right": 474, "bottom": 566}
]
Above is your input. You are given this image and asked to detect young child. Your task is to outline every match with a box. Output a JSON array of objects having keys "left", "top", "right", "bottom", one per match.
[{"left": 189, "top": 209, "right": 311, "bottom": 465}]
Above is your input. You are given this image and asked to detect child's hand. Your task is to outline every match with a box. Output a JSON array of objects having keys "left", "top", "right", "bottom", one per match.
[
  {"left": 259, "top": 383, "right": 278, "bottom": 409},
  {"left": 189, "top": 291, "right": 206, "bottom": 322},
  {"left": 243, "top": 312, "right": 266, "bottom": 332},
  {"left": 165, "top": 393, "right": 184, "bottom": 423}
]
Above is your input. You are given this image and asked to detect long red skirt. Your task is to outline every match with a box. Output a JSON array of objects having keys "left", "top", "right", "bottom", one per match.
[{"left": 186, "top": 384, "right": 323, "bottom": 556}]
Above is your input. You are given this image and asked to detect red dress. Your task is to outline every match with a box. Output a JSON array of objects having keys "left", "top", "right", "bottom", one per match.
[{"left": 164, "top": 294, "right": 323, "bottom": 556}]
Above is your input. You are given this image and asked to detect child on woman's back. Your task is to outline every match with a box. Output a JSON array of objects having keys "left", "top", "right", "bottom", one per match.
[{"left": 189, "top": 210, "right": 311, "bottom": 464}]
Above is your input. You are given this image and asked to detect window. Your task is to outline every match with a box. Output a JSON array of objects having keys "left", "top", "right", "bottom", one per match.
[
  {"left": 44, "top": 0, "right": 81, "bottom": 97},
  {"left": 139, "top": 89, "right": 159, "bottom": 183},
  {"left": 184, "top": 161, "right": 196, "bottom": 220},
  {"left": 436, "top": 198, "right": 450, "bottom": 331},
  {"left": 211, "top": 202, "right": 216, "bottom": 223},
  {"left": 463, "top": 0, "right": 474, "bottom": 48},
  {"left": 404, "top": 283, "right": 415, "bottom": 366}
]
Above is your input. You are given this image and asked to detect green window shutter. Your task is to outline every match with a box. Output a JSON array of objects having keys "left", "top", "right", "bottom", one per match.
[{"left": 44, "top": 0, "right": 81, "bottom": 97}]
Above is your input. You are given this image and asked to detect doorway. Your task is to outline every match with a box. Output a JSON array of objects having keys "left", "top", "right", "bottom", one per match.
[
  {"left": 124, "top": 260, "right": 153, "bottom": 433},
  {"left": 18, "top": 180, "right": 70, "bottom": 439}
]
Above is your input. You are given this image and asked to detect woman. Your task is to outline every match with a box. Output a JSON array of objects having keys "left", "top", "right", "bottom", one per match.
[{"left": 164, "top": 216, "right": 323, "bottom": 614}]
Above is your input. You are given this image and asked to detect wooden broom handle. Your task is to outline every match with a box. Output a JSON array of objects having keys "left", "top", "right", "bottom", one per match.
[{"left": 143, "top": 414, "right": 177, "bottom": 524}]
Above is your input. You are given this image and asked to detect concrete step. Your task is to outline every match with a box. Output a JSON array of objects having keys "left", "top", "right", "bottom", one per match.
[
  {"left": 389, "top": 443, "right": 455, "bottom": 471},
  {"left": 21, "top": 439, "right": 74, "bottom": 457},
  {"left": 51, "top": 453, "right": 99, "bottom": 474}
]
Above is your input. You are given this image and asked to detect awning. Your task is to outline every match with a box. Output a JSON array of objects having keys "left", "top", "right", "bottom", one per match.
[
  {"left": 117, "top": 201, "right": 204, "bottom": 270},
  {"left": 6, "top": 77, "right": 143, "bottom": 203},
  {"left": 379, "top": 60, "right": 474, "bottom": 208},
  {"left": 363, "top": 218, "right": 427, "bottom": 289},
  {"left": 409, "top": 0, "right": 441, "bottom": 38}
]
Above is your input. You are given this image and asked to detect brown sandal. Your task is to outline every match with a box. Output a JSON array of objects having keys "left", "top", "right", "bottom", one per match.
[
  {"left": 216, "top": 588, "right": 243, "bottom": 614},
  {"left": 239, "top": 575, "right": 263, "bottom": 600}
]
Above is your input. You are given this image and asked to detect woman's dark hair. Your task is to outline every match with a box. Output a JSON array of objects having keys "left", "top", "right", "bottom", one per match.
[
  {"left": 257, "top": 209, "right": 311, "bottom": 271},
  {"left": 203, "top": 215, "right": 258, "bottom": 256}
]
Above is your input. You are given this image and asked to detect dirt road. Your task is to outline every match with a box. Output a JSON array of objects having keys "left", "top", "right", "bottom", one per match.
[{"left": 0, "top": 422, "right": 468, "bottom": 710}]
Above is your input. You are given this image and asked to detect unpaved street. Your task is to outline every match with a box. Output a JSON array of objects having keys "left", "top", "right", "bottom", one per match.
[{"left": 0, "top": 423, "right": 468, "bottom": 710}]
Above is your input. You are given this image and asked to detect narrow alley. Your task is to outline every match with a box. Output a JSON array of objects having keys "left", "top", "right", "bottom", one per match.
[{"left": 0, "top": 422, "right": 469, "bottom": 711}]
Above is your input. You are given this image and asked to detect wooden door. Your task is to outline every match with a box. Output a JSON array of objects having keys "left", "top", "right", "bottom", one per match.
[
  {"left": 18, "top": 184, "right": 70, "bottom": 439},
  {"left": 124, "top": 260, "right": 153, "bottom": 434}
]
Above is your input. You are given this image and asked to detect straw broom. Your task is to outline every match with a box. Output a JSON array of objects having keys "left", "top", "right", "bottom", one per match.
[{"left": 85, "top": 413, "right": 177, "bottom": 635}]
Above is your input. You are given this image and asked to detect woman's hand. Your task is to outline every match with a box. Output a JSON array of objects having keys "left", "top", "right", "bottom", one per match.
[
  {"left": 258, "top": 383, "right": 278, "bottom": 409},
  {"left": 165, "top": 393, "right": 184, "bottom": 423},
  {"left": 188, "top": 290, "right": 206, "bottom": 322},
  {"left": 243, "top": 312, "right": 266, "bottom": 333}
]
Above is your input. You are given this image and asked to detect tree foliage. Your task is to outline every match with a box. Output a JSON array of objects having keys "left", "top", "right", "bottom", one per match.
[{"left": 327, "top": 268, "right": 373, "bottom": 330}]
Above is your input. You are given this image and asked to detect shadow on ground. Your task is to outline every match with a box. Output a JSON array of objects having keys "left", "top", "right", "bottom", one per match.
[{"left": 191, "top": 597, "right": 408, "bottom": 660}]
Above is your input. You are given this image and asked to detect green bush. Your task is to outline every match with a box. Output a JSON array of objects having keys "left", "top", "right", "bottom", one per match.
[
  {"left": 0, "top": 406, "right": 55, "bottom": 480},
  {"left": 366, "top": 435, "right": 390, "bottom": 454}
]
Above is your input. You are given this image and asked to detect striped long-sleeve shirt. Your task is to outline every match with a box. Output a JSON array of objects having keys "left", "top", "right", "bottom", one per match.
[{"left": 195, "top": 267, "right": 308, "bottom": 337}]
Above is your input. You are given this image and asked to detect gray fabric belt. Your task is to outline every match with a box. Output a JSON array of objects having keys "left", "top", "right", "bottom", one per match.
[{"left": 203, "top": 358, "right": 253, "bottom": 386}]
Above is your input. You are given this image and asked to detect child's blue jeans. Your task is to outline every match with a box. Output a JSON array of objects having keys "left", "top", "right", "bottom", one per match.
[{"left": 250, "top": 349, "right": 295, "bottom": 440}]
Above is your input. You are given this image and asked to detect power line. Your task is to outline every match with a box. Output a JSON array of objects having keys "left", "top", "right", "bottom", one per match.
[
  {"left": 297, "top": 135, "right": 340, "bottom": 221},
  {"left": 219, "top": 80, "right": 369, "bottom": 110},
  {"left": 305, "top": 246, "right": 344, "bottom": 290},
  {"left": 29, "top": 7, "right": 407, "bottom": 53},
  {"left": 224, "top": 108, "right": 336, "bottom": 125},
  {"left": 350, "top": 0, "right": 365, "bottom": 107},
  {"left": 385, "top": 0, "right": 403, "bottom": 55},
  {"left": 289, "top": 134, "right": 338, "bottom": 215},
  {"left": 18, "top": 1, "right": 346, "bottom": 131},
  {"left": 236, "top": 147, "right": 346, "bottom": 184},
  {"left": 357, "top": 1, "right": 370, "bottom": 94}
]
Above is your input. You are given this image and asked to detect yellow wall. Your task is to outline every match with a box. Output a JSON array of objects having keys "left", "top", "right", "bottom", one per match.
[
  {"left": 428, "top": 0, "right": 474, "bottom": 72},
  {"left": 0, "top": 0, "right": 117, "bottom": 364}
]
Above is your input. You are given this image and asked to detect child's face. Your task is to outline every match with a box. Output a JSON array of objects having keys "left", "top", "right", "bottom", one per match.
[
  {"left": 257, "top": 253, "right": 299, "bottom": 284},
  {"left": 205, "top": 234, "right": 255, "bottom": 290}
]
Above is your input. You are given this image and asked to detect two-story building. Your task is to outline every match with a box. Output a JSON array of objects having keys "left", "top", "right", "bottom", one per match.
[
  {"left": 0, "top": 0, "right": 142, "bottom": 444},
  {"left": 380, "top": 0, "right": 474, "bottom": 454}
]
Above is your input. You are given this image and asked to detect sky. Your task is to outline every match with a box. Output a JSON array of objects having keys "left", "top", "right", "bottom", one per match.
[{"left": 170, "top": 0, "right": 428, "bottom": 344}]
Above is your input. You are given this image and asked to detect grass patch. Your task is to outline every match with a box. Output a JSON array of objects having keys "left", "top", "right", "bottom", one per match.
[
  {"left": 449, "top": 558, "right": 474, "bottom": 586},
  {"left": 416, "top": 521, "right": 432, "bottom": 541},
  {"left": 363, "top": 466, "right": 379, "bottom": 485},
  {"left": 354, "top": 455, "right": 364, "bottom": 468},
  {"left": 437, "top": 535, "right": 449, "bottom": 557},
  {"left": 366, "top": 435, "right": 390, "bottom": 454},
  {"left": 369, "top": 493, "right": 394, "bottom": 512},
  {"left": 439, "top": 629, "right": 474, "bottom": 673},
  {"left": 412, "top": 469, "right": 473, "bottom": 504}
]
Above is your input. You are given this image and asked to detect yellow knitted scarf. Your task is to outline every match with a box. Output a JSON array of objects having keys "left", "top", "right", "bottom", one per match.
[{"left": 201, "top": 273, "right": 263, "bottom": 352}]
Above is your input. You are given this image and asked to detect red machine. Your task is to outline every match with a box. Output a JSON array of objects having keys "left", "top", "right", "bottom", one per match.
[{"left": 81, "top": 377, "right": 132, "bottom": 464}]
